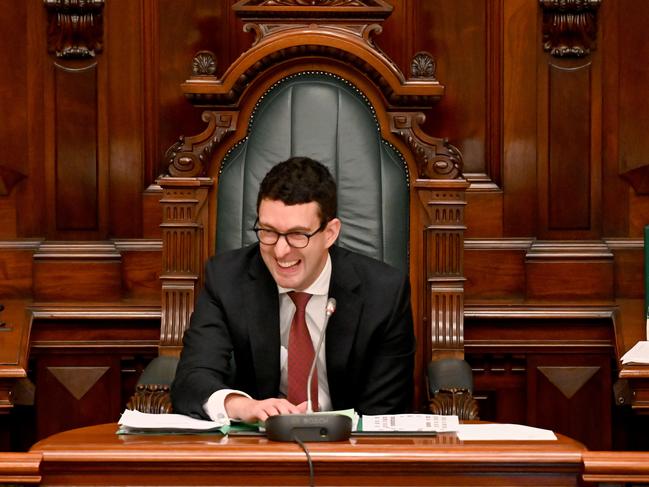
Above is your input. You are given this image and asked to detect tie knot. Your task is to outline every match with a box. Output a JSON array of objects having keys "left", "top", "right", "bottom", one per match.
[{"left": 288, "top": 291, "right": 312, "bottom": 311}]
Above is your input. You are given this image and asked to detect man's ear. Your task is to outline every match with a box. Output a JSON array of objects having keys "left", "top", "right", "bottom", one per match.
[{"left": 324, "top": 218, "right": 341, "bottom": 248}]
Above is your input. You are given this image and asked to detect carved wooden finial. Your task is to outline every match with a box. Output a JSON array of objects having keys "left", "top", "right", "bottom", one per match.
[
  {"left": 192, "top": 51, "right": 218, "bottom": 77},
  {"left": 43, "top": 0, "right": 104, "bottom": 59},
  {"left": 410, "top": 51, "right": 437, "bottom": 80},
  {"left": 540, "top": 0, "right": 601, "bottom": 58}
]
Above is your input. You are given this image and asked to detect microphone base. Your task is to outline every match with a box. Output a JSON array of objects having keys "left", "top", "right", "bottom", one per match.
[{"left": 265, "top": 414, "right": 352, "bottom": 442}]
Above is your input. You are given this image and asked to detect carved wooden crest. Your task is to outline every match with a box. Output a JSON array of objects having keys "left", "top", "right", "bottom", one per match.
[
  {"left": 540, "top": 0, "right": 601, "bottom": 58},
  {"left": 44, "top": 0, "right": 104, "bottom": 59}
]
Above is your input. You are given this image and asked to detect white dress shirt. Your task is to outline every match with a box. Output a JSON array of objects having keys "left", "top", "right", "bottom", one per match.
[{"left": 204, "top": 255, "right": 333, "bottom": 423}]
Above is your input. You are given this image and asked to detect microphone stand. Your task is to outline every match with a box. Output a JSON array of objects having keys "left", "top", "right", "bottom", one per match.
[{"left": 265, "top": 298, "right": 352, "bottom": 442}]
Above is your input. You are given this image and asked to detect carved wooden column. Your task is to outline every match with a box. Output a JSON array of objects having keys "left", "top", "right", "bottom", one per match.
[{"left": 157, "top": 108, "right": 237, "bottom": 355}]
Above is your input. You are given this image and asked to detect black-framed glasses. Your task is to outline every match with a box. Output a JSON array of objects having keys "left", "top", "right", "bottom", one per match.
[{"left": 252, "top": 220, "right": 326, "bottom": 249}]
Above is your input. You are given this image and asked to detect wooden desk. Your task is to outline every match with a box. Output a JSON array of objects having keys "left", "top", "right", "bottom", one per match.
[
  {"left": 619, "top": 364, "right": 649, "bottom": 413},
  {"left": 30, "top": 423, "right": 586, "bottom": 486}
]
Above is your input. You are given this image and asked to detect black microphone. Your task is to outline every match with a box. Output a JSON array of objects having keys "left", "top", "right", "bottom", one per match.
[{"left": 265, "top": 298, "right": 352, "bottom": 442}]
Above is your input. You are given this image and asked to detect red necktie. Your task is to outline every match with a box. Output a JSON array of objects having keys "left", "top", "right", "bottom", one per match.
[{"left": 287, "top": 292, "right": 318, "bottom": 410}]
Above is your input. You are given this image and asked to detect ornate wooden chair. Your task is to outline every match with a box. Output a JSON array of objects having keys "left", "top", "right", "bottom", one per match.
[{"left": 129, "top": 0, "right": 476, "bottom": 419}]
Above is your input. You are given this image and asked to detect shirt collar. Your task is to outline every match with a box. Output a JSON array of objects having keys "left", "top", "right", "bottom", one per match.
[{"left": 277, "top": 253, "right": 332, "bottom": 296}]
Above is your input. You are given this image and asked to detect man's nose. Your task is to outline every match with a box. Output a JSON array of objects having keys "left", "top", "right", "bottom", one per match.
[{"left": 273, "top": 235, "right": 292, "bottom": 256}]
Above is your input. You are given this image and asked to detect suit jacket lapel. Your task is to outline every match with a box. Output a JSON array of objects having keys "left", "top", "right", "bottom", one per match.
[
  {"left": 244, "top": 250, "right": 281, "bottom": 398},
  {"left": 325, "top": 248, "right": 362, "bottom": 406}
]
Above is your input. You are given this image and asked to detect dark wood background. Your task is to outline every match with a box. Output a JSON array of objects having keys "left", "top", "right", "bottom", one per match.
[{"left": 1, "top": 0, "right": 648, "bottom": 452}]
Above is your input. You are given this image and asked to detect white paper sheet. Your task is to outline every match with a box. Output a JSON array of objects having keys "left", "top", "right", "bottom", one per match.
[
  {"left": 621, "top": 341, "right": 649, "bottom": 365},
  {"left": 456, "top": 423, "right": 557, "bottom": 441},
  {"left": 118, "top": 409, "right": 226, "bottom": 432}
]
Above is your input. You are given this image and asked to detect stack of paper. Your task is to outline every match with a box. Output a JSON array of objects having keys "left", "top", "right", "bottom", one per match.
[
  {"left": 620, "top": 341, "right": 649, "bottom": 365},
  {"left": 118, "top": 409, "right": 227, "bottom": 434},
  {"left": 456, "top": 423, "right": 556, "bottom": 441}
]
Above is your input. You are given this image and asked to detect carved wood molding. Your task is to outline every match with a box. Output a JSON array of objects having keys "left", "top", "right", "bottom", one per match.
[
  {"left": 540, "top": 0, "right": 601, "bottom": 58},
  {"left": 163, "top": 111, "right": 238, "bottom": 177},
  {"left": 44, "top": 0, "right": 104, "bottom": 59},
  {"left": 415, "top": 180, "right": 468, "bottom": 354},
  {"left": 183, "top": 43, "right": 443, "bottom": 108},
  {"left": 233, "top": 0, "right": 393, "bottom": 21},
  {"left": 390, "top": 112, "right": 463, "bottom": 179},
  {"left": 157, "top": 178, "right": 213, "bottom": 350}
]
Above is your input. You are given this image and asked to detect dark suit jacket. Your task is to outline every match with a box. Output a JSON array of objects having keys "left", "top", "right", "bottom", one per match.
[{"left": 171, "top": 244, "right": 415, "bottom": 419}]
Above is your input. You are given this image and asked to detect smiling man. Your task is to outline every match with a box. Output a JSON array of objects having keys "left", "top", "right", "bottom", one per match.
[{"left": 171, "top": 157, "right": 415, "bottom": 424}]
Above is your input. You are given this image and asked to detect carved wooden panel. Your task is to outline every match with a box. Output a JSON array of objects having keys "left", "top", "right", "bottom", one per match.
[
  {"left": 36, "top": 354, "right": 120, "bottom": 440},
  {"left": 547, "top": 61, "right": 592, "bottom": 231},
  {"left": 529, "top": 354, "right": 611, "bottom": 450},
  {"left": 53, "top": 63, "right": 99, "bottom": 231}
]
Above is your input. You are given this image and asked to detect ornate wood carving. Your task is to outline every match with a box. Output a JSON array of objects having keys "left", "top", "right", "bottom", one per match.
[
  {"left": 540, "top": 0, "right": 601, "bottom": 58},
  {"left": 158, "top": 178, "right": 213, "bottom": 353},
  {"left": 192, "top": 51, "right": 217, "bottom": 77},
  {"left": 44, "top": 0, "right": 104, "bottom": 59},
  {"left": 410, "top": 52, "right": 437, "bottom": 80},
  {"left": 390, "top": 112, "right": 462, "bottom": 180},
  {"left": 127, "top": 384, "right": 172, "bottom": 414},
  {"left": 429, "top": 389, "right": 479, "bottom": 420},
  {"left": 163, "top": 111, "right": 238, "bottom": 177},
  {"left": 416, "top": 181, "right": 468, "bottom": 354}
]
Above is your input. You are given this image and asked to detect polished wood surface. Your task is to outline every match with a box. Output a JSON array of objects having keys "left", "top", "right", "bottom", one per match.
[
  {"left": 582, "top": 451, "right": 649, "bottom": 485},
  {"left": 619, "top": 365, "right": 649, "bottom": 413},
  {"left": 0, "top": 452, "right": 41, "bottom": 485},
  {"left": 30, "top": 423, "right": 585, "bottom": 486}
]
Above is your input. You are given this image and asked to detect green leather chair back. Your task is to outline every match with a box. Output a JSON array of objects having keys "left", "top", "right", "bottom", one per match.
[{"left": 216, "top": 72, "right": 409, "bottom": 271}]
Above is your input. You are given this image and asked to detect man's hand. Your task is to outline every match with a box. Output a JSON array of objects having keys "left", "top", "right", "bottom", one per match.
[{"left": 224, "top": 395, "right": 307, "bottom": 423}]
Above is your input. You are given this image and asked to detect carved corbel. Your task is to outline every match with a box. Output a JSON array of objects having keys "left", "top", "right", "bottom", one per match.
[
  {"left": 390, "top": 112, "right": 462, "bottom": 180},
  {"left": 163, "top": 111, "right": 238, "bottom": 177},
  {"left": 540, "top": 0, "right": 601, "bottom": 58},
  {"left": 43, "top": 0, "right": 104, "bottom": 59}
]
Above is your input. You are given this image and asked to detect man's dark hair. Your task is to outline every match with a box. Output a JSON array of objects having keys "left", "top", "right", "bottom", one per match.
[{"left": 257, "top": 156, "right": 337, "bottom": 224}]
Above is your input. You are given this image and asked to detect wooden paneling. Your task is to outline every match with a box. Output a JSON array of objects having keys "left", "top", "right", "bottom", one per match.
[
  {"left": 417, "top": 0, "right": 488, "bottom": 180},
  {"left": 502, "top": 0, "right": 538, "bottom": 237},
  {"left": 547, "top": 61, "right": 592, "bottom": 231},
  {"left": 54, "top": 63, "right": 99, "bottom": 232}
]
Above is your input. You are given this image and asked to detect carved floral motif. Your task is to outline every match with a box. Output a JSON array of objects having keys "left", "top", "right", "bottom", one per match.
[
  {"left": 44, "top": 0, "right": 104, "bottom": 59},
  {"left": 410, "top": 51, "right": 437, "bottom": 79},
  {"left": 192, "top": 51, "right": 217, "bottom": 76},
  {"left": 540, "top": 0, "right": 601, "bottom": 58}
]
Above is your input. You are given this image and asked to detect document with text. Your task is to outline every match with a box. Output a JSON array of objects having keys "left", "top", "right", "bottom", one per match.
[{"left": 360, "top": 414, "right": 459, "bottom": 432}]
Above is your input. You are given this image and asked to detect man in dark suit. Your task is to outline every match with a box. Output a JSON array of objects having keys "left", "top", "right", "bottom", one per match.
[{"left": 171, "top": 157, "right": 415, "bottom": 423}]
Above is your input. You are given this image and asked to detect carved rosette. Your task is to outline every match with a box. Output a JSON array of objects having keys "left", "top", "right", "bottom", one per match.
[
  {"left": 410, "top": 51, "right": 437, "bottom": 80},
  {"left": 390, "top": 112, "right": 462, "bottom": 179},
  {"left": 163, "top": 111, "right": 238, "bottom": 177},
  {"left": 192, "top": 50, "right": 217, "bottom": 77},
  {"left": 44, "top": 0, "right": 104, "bottom": 59},
  {"left": 540, "top": 0, "right": 601, "bottom": 58}
]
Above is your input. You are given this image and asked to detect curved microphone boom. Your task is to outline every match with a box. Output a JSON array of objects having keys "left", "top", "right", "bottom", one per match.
[
  {"left": 306, "top": 298, "right": 336, "bottom": 414},
  {"left": 265, "top": 297, "right": 353, "bottom": 442}
]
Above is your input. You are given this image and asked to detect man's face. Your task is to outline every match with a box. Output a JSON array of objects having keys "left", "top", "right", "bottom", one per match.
[{"left": 257, "top": 198, "right": 341, "bottom": 291}]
